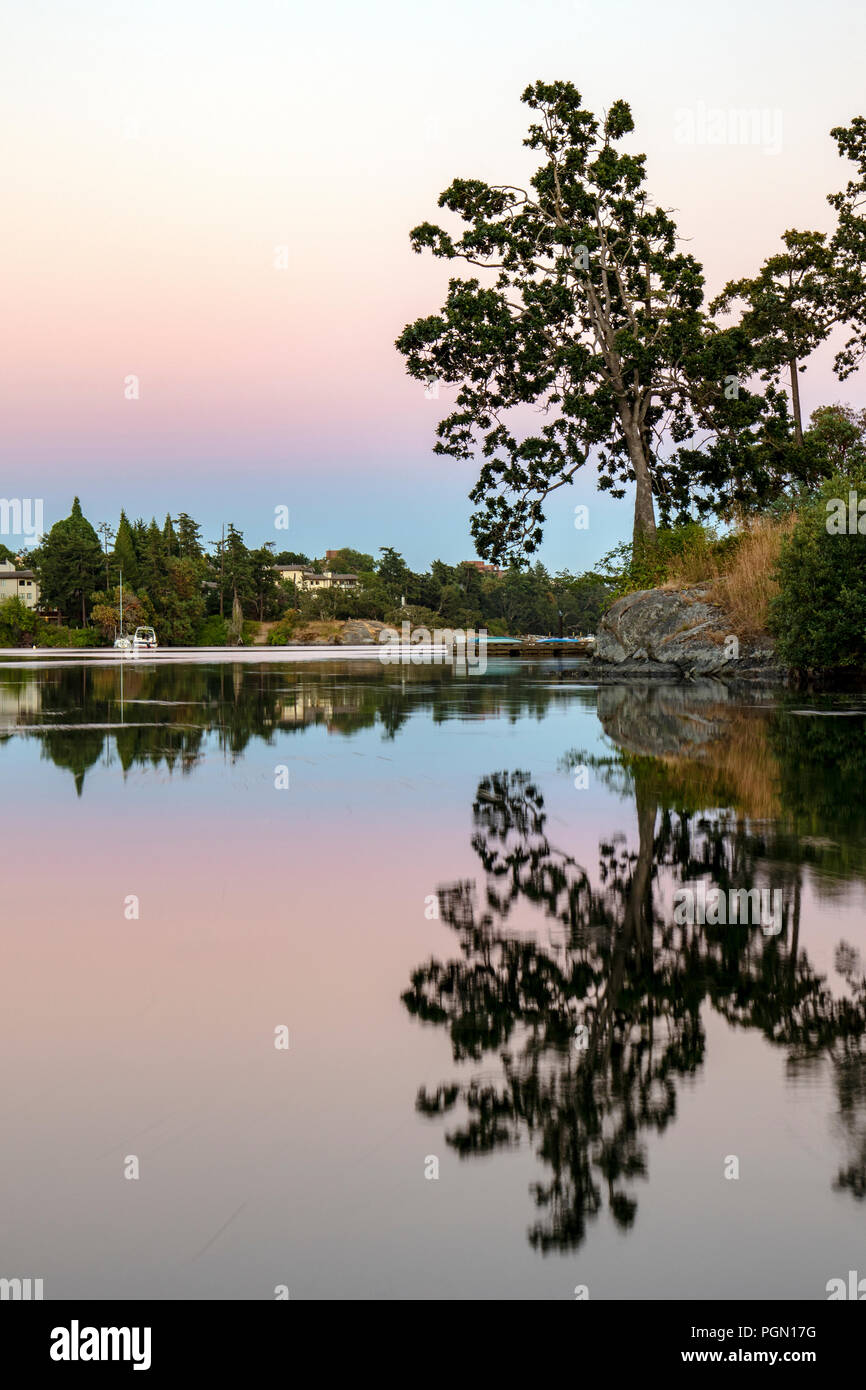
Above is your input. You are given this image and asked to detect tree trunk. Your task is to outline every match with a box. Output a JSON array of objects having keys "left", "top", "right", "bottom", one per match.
[
  {"left": 621, "top": 409, "right": 657, "bottom": 547},
  {"left": 789, "top": 358, "right": 803, "bottom": 446}
]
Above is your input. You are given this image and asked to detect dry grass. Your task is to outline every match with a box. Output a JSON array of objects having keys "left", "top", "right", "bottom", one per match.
[
  {"left": 663, "top": 547, "right": 726, "bottom": 588},
  {"left": 710, "top": 515, "right": 796, "bottom": 637},
  {"left": 659, "top": 515, "right": 796, "bottom": 638},
  {"left": 291, "top": 619, "right": 345, "bottom": 643}
]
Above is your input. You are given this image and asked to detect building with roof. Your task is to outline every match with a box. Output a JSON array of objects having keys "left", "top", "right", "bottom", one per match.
[
  {"left": 0, "top": 560, "right": 40, "bottom": 608},
  {"left": 274, "top": 565, "right": 359, "bottom": 593}
]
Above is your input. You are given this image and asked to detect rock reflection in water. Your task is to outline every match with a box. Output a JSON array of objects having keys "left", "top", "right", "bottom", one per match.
[{"left": 403, "top": 682, "right": 866, "bottom": 1253}]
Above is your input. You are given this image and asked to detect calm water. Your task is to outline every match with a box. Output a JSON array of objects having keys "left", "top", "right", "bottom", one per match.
[{"left": 2, "top": 654, "right": 865, "bottom": 1300}]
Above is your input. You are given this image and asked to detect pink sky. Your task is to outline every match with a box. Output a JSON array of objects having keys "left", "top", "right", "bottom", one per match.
[{"left": 1, "top": 0, "right": 864, "bottom": 568}]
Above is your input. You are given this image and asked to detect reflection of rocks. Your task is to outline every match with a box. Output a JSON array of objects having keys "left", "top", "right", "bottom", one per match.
[
  {"left": 597, "top": 681, "right": 732, "bottom": 758},
  {"left": 595, "top": 587, "right": 781, "bottom": 679}
]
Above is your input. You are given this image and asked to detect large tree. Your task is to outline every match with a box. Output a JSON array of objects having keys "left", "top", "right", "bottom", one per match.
[
  {"left": 112, "top": 510, "right": 139, "bottom": 589},
  {"left": 37, "top": 497, "right": 104, "bottom": 625},
  {"left": 397, "top": 80, "right": 766, "bottom": 560},
  {"left": 827, "top": 117, "right": 866, "bottom": 378},
  {"left": 176, "top": 512, "right": 204, "bottom": 561},
  {"left": 711, "top": 230, "right": 835, "bottom": 447}
]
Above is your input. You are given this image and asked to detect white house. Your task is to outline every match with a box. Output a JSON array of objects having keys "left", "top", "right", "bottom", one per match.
[
  {"left": 0, "top": 560, "right": 40, "bottom": 608},
  {"left": 274, "top": 565, "right": 359, "bottom": 593}
]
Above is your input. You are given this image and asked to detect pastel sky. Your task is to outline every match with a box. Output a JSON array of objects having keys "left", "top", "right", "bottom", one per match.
[{"left": 2, "top": 0, "right": 864, "bottom": 570}]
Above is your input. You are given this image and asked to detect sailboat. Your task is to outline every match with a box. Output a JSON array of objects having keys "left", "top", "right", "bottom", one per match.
[{"left": 114, "top": 570, "right": 132, "bottom": 650}]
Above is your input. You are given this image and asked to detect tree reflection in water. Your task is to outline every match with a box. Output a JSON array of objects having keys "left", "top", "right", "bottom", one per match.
[{"left": 403, "top": 687, "right": 866, "bottom": 1253}]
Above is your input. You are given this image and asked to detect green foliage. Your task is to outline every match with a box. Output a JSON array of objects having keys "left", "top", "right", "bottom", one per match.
[
  {"left": 0, "top": 597, "right": 38, "bottom": 645},
  {"left": 397, "top": 79, "right": 787, "bottom": 559},
  {"left": 769, "top": 472, "right": 866, "bottom": 671},
  {"left": 36, "top": 497, "right": 104, "bottom": 624},
  {"left": 383, "top": 604, "right": 442, "bottom": 628},
  {"left": 556, "top": 571, "right": 614, "bottom": 633},
  {"left": 805, "top": 404, "right": 866, "bottom": 478},
  {"left": 90, "top": 586, "right": 152, "bottom": 640},
  {"left": 827, "top": 117, "right": 866, "bottom": 378},
  {"left": 194, "top": 614, "right": 229, "bottom": 646},
  {"left": 35, "top": 623, "right": 101, "bottom": 647},
  {"left": 273, "top": 550, "right": 310, "bottom": 565},
  {"left": 599, "top": 522, "right": 736, "bottom": 596},
  {"left": 267, "top": 612, "right": 299, "bottom": 645},
  {"left": 324, "top": 547, "right": 375, "bottom": 573},
  {"left": 711, "top": 230, "right": 835, "bottom": 441},
  {"left": 249, "top": 545, "right": 280, "bottom": 620},
  {"left": 112, "top": 510, "right": 139, "bottom": 588}
]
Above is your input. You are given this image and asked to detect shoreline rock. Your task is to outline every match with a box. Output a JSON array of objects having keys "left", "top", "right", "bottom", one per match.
[{"left": 593, "top": 586, "right": 785, "bottom": 682}]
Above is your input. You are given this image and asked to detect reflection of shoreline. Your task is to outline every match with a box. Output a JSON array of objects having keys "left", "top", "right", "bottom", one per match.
[
  {"left": 597, "top": 681, "right": 782, "bottom": 820},
  {"left": 0, "top": 660, "right": 597, "bottom": 791},
  {"left": 404, "top": 741, "right": 866, "bottom": 1258},
  {"left": 0, "top": 646, "right": 475, "bottom": 669}
]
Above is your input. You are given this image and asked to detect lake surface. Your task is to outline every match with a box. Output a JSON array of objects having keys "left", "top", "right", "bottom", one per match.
[{"left": 2, "top": 654, "right": 865, "bottom": 1300}]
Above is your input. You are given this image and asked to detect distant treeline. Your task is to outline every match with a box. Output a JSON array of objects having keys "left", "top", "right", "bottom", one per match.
[{"left": 0, "top": 499, "right": 614, "bottom": 645}]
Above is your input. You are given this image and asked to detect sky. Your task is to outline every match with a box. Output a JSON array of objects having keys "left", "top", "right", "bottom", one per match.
[{"left": 1, "top": 0, "right": 865, "bottom": 572}]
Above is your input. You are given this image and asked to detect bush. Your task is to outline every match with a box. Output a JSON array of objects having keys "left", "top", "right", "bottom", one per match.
[
  {"left": 267, "top": 612, "right": 299, "bottom": 645},
  {"left": 34, "top": 624, "right": 101, "bottom": 647},
  {"left": 194, "top": 615, "right": 230, "bottom": 646},
  {"left": 601, "top": 522, "right": 731, "bottom": 596},
  {"left": 0, "top": 597, "right": 38, "bottom": 645},
  {"left": 383, "top": 605, "right": 443, "bottom": 628},
  {"left": 769, "top": 473, "right": 866, "bottom": 671}
]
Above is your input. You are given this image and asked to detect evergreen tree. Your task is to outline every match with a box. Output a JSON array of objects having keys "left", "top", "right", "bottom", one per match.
[
  {"left": 162, "top": 513, "right": 178, "bottom": 556},
  {"left": 176, "top": 512, "right": 204, "bottom": 560},
  {"left": 138, "top": 518, "right": 167, "bottom": 602},
  {"left": 37, "top": 497, "right": 104, "bottom": 625},
  {"left": 131, "top": 518, "right": 149, "bottom": 563},
  {"left": 223, "top": 524, "right": 253, "bottom": 612},
  {"left": 112, "top": 510, "right": 139, "bottom": 589},
  {"left": 250, "top": 544, "right": 279, "bottom": 621}
]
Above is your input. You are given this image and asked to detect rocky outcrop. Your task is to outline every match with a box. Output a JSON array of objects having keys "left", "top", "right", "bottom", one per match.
[
  {"left": 281, "top": 619, "right": 389, "bottom": 646},
  {"left": 594, "top": 586, "right": 781, "bottom": 680},
  {"left": 338, "top": 620, "right": 389, "bottom": 645}
]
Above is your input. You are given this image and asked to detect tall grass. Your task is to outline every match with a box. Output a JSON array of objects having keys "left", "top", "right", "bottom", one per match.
[
  {"left": 709, "top": 516, "right": 796, "bottom": 637},
  {"left": 646, "top": 516, "right": 796, "bottom": 637}
]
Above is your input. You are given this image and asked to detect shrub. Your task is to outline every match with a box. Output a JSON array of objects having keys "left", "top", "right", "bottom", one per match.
[
  {"left": 267, "top": 612, "right": 299, "bottom": 645},
  {"left": 194, "top": 615, "right": 229, "bottom": 646},
  {"left": 769, "top": 473, "right": 866, "bottom": 671},
  {"left": 601, "top": 522, "right": 729, "bottom": 596},
  {"left": 383, "top": 605, "right": 442, "bottom": 628},
  {"left": 0, "top": 597, "right": 38, "bottom": 645},
  {"left": 34, "top": 623, "right": 101, "bottom": 647}
]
